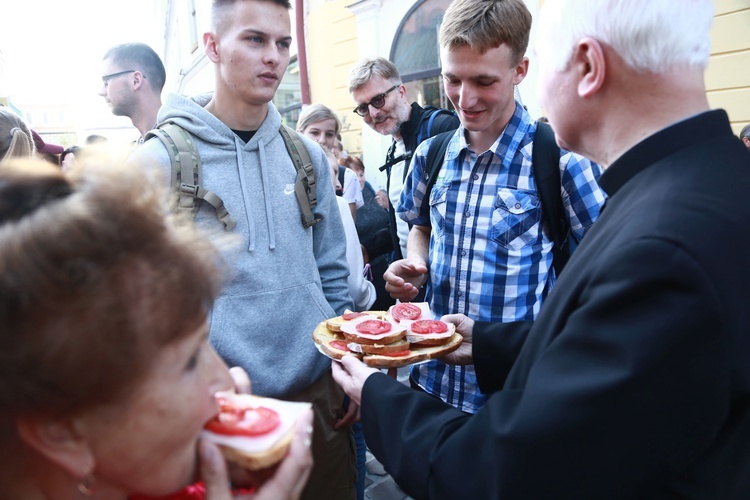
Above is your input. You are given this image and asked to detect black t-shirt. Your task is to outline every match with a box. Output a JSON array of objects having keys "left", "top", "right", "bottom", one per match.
[{"left": 232, "top": 129, "right": 257, "bottom": 143}]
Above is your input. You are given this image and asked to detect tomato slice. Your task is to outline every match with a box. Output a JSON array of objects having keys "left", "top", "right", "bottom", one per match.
[
  {"left": 381, "top": 349, "right": 411, "bottom": 357},
  {"left": 392, "top": 303, "right": 422, "bottom": 322},
  {"left": 206, "top": 400, "right": 281, "bottom": 437},
  {"left": 355, "top": 319, "right": 392, "bottom": 335},
  {"left": 330, "top": 340, "right": 351, "bottom": 351},
  {"left": 342, "top": 311, "right": 366, "bottom": 321},
  {"left": 410, "top": 319, "right": 449, "bottom": 334}
]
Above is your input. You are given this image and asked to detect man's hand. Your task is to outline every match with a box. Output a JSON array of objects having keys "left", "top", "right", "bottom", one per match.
[
  {"left": 331, "top": 355, "right": 379, "bottom": 407},
  {"left": 383, "top": 258, "right": 429, "bottom": 301},
  {"left": 334, "top": 399, "right": 360, "bottom": 430},
  {"left": 440, "top": 314, "right": 474, "bottom": 365}
]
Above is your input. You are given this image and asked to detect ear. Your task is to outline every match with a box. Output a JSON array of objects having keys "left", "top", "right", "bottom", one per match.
[
  {"left": 573, "top": 37, "right": 606, "bottom": 98},
  {"left": 15, "top": 416, "right": 95, "bottom": 480},
  {"left": 204, "top": 32, "right": 220, "bottom": 63},
  {"left": 511, "top": 56, "right": 530, "bottom": 85},
  {"left": 132, "top": 70, "right": 145, "bottom": 90}
]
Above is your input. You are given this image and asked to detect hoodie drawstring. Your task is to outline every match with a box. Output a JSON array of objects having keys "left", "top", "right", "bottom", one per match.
[
  {"left": 258, "top": 142, "right": 276, "bottom": 251},
  {"left": 234, "top": 137, "right": 257, "bottom": 252}
]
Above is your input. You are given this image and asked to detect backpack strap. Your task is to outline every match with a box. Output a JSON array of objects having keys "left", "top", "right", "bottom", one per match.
[
  {"left": 418, "top": 130, "right": 454, "bottom": 221},
  {"left": 532, "top": 121, "right": 569, "bottom": 276},
  {"left": 337, "top": 164, "right": 346, "bottom": 195},
  {"left": 144, "top": 122, "right": 236, "bottom": 230},
  {"left": 279, "top": 125, "right": 321, "bottom": 228},
  {"left": 416, "top": 107, "right": 455, "bottom": 146}
]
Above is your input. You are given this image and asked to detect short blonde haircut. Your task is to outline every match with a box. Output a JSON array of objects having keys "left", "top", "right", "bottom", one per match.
[{"left": 439, "top": 0, "right": 531, "bottom": 64}]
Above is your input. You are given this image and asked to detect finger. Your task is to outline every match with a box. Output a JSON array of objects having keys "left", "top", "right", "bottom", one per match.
[
  {"left": 255, "top": 410, "right": 314, "bottom": 500},
  {"left": 230, "top": 366, "right": 252, "bottom": 394},
  {"left": 334, "top": 400, "right": 359, "bottom": 429},
  {"left": 199, "top": 439, "right": 232, "bottom": 500}
]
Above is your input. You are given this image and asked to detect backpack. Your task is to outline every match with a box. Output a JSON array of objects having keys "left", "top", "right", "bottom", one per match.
[
  {"left": 421, "top": 121, "right": 574, "bottom": 277},
  {"left": 145, "top": 122, "right": 321, "bottom": 230}
]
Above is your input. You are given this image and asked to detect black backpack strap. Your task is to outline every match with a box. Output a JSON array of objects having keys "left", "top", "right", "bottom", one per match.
[
  {"left": 337, "top": 165, "right": 346, "bottom": 196},
  {"left": 144, "top": 122, "right": 236, "bottom": 230},
  {"left": 418, "top": 130, "right": 454, "bottom": 221},
  {"left": 279, "top": 125, "right": 321, "bottom": 228},
  {"left": 532, "top": 121, "right": 568, "bottom": 276},
  {"left": 416, "top": 107, "right": 456, "bottom": 146}
]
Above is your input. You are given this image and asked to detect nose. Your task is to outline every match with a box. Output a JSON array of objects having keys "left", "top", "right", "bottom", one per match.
[
  {"left": 207, "top": 346, "right": 234, "bottom": 394},
  {"left": 458, "top": 83, "right": 476, "bottom": 110},
  {"left": 98, "top": 85, "right": 107, "bottom": 98},
  {"left": 262, "top": 45, "right": 280, "bottom": 66}
]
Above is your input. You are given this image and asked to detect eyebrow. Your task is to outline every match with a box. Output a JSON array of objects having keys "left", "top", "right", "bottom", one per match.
[
  {"left": 240, "top": 28, "right": 292, "bottom": 43},
  {"left": 442, "top": 71, "right": 499, "bottom": 82}
]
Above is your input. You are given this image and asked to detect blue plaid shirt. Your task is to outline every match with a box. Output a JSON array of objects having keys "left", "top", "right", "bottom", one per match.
[{"left": 398, "top": 103, "right": 605, "bottom": 413}]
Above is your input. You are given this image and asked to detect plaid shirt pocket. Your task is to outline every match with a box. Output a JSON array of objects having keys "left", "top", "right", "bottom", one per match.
[{"left": 492, "top": 188, "right": 541, "bottom": 250}]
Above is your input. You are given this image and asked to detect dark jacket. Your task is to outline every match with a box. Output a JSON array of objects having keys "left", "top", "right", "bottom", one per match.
[
  {"left": 360, "top": 110, "right": 750, "bottom": 499},
  {"left": 384, "top": 102, "right": 459, "bottom": 259}
]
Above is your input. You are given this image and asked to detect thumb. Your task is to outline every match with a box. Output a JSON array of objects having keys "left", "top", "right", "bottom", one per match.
[{"left": 200, "top": 439, "right": 233, "bottom": 500}]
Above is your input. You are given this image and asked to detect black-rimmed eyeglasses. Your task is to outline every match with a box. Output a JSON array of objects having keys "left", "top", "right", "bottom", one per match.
[
  {"left": 352, "top": 85, "right": 398, "bottom": 116},
  {"left": 101, "top": 70, "right": 137, "bottom": 87}
]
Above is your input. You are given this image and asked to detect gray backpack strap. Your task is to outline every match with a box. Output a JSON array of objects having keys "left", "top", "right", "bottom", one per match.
[
  {"left": 145, "top": 122, "right": 236, "bottom": 230},
  {"left": 279, "top": 125, "right": 321, "bottom": 228}
]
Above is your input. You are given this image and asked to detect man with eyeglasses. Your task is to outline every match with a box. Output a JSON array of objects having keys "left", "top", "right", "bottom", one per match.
[
  {"left": 99, "top": 43, "right": 166, "bottom": 144},
  {"left": 349, "top": 57, "right": 460, "bottom": 261}
]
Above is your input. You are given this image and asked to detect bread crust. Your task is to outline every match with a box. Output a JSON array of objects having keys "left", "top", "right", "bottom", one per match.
[
  {"left": 341, "top": 327, "right": 407, "bottom": 345},
  {"left": 362, "top": 332, "right": 463, "bottom": 368},
  {"left": 217, "top": 425, "right": 295, "bottom": 470}
]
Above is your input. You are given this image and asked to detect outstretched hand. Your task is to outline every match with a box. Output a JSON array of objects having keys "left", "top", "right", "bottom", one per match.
[
  {"left": 440, "top": 314, "right": 474, "bottom": 365},
  {"left": 331, "top": 355, "right": 380, "bottom": 407},
  {"left": 383, "top": 258, "right": 429, "bottom": 301}
]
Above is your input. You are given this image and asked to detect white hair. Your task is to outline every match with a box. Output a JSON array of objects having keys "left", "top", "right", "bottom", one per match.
[{"left": 538, "top": 0, "right": 714, "bottom": 73}]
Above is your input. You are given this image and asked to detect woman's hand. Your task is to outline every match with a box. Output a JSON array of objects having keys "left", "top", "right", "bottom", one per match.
[{"left": 201, "top": 409, "right": 314, "bottom": 500}]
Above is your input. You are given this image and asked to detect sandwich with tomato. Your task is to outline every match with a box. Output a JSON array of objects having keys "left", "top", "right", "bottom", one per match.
[
  {"left": 313, "top": 304, "right": 463, "bottom": 368},
  {"left": 325, "top": 309, "right": 385, "bottom": 333},
  {"left": 202, "top": 391, "right": 311, "bottom": 470}
]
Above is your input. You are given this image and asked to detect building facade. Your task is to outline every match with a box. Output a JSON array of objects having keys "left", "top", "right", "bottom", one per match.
[{"left": 160, "top": 0, "right": 750, "bottom": 189}]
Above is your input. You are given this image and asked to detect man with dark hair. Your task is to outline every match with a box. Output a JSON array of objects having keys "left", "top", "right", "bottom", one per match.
[
  {"left": 99, "top": 42, "right": 166, "bottom": 143},
  {"left": 348, "top": 57, "right": 460, "bottom": 260},
  {"left": 132, "top": 1, "right": 355, "bottom": 499}
]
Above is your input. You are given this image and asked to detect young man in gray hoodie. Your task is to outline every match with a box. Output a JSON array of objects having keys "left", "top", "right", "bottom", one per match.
[{"left": 133, "top": 0, "right": 356, "bottom": 498}]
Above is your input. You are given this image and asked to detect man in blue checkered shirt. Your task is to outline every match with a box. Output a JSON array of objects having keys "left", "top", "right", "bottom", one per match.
[{"left": 384, "top": 0, "right": 606, "bottom": 414}]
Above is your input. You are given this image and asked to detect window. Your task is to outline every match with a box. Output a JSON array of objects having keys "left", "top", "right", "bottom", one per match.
[
  {"left": 274, "top": 57, "right": 302, "bottom": 127},
  {"left": 390, "top": 0, "right": 454, "bottom": 110}
]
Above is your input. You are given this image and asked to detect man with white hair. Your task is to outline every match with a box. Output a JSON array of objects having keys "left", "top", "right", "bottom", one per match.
[
  {"left": 740, "top": 123, "right": 750, "bottom": 149},
  {"left": 331, "top": 0, "right": 750, "bottom": 498}
]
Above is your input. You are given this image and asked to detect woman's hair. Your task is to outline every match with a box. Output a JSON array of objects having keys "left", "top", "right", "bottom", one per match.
[
  {"left": 296, "top": 104, "right": 341, "bottom": 136},
  {"left": 538, "top": 0, "right": 713, "bottom": 73},
  {"left": 0, "top": 152, "right": 223, "bottom": 450},
  {"left": 342, "top": 155, "right": 365, "bottom": 174},
  {"left": 439, "top": 0, "right": 531, "bottom": 64},
  {"left": 0, "top": 108, "right": 35, "bottom": 165}
]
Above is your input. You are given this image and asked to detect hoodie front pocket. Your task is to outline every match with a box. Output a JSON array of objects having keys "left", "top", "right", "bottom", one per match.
[{"left": 491, "top": 188, "right": 541, "bottom": 250}]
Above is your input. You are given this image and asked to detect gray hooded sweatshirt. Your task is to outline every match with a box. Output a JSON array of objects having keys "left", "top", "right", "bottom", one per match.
[{"left": 134, "top": 93, "right": 353, "bottom": 397}]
